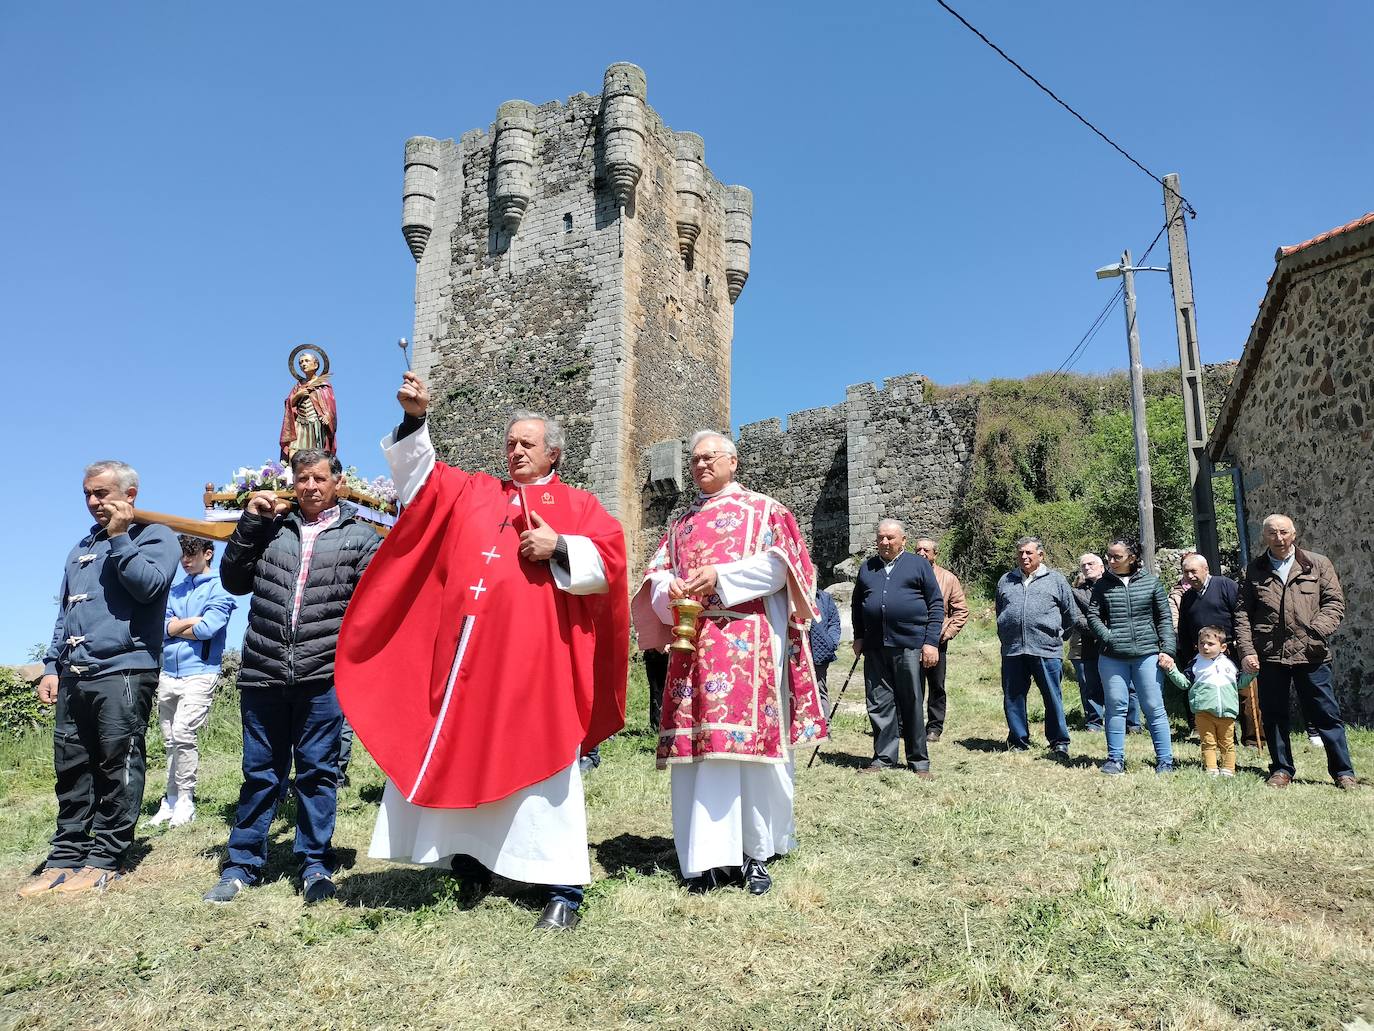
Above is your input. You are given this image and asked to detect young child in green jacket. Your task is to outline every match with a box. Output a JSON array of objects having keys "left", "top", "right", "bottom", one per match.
[{"left": 1187, "top": 626, "right": 1241, "bottom": 776}]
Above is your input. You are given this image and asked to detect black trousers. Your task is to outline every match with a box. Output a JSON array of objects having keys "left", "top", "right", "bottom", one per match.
[
  {"left": 48, "top": 669, "right": 158, "bottom": 871},
  {"left": 645, "top": 649, "right": 668, "bottom": 733},
  {"left": 921, "top": 642, "right": 948, "bottom": 734},
  {"left": 863, "top": 644, "right": 929, "bottom": 771}
]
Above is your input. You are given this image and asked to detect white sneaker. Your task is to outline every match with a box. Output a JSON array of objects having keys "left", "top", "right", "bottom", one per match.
[
  {"left": 170, "top": 795, "right": 196, "bottom": 827},
  {"left": 1308, "top": 734, "right": 1323, "bottom": 747},
  {"left": 147, "top": 796, "right": 176, "bottom": 827}
]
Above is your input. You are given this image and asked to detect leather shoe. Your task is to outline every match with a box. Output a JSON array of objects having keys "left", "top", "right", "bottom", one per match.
[
  {"left": 534, "top": 899, "right": 580, "bottom": 931},
  {"left": 741, "top": 857, "right": 771, "bottom": 896},
  {"left": 912, "top": 769, "right": 935, "bottom": 781},
  {"left": 858, "top": 761, "right": 894, "bottom": 774},
  {"left": 1336, "top": 775, "right": 1359, "bottom": 791},
  {"left": 1266, "top": 771, "right": 1292, "bottom": 789},
  {"left": 926, "top": 730, "right": 942, "bottom": 743},
  {"left": 686, "top": 867, "right": 730, "bottom": 893}
]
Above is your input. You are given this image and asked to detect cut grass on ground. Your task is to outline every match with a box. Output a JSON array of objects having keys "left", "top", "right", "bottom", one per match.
[{"left": 2, "top": 615, "right": 1372, "bottom": 1030}]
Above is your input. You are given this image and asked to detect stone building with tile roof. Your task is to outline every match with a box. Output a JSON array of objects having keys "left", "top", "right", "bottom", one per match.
[{"left": 1207, "top": 212, "right": 1374, "bottom": 720}]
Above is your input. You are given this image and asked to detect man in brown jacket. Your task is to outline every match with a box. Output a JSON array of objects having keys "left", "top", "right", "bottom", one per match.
[
  {"left": 914, "top": 538, "right": 969, "bottom": 742},
  {"left": 1235, "top": 513, "right": 1356, "bottom": 790}
]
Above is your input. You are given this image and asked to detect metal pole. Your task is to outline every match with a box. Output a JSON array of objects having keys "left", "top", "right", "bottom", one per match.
[
  {"left": 1121, "top": 249, "right": 1157, "bottom": 570},
  {"left": 1163, "top": 173, "right": 1219, "bottom": 569}
]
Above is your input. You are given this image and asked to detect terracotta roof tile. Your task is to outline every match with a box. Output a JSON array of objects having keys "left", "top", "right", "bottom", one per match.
[{"left": 1279, "top": 211, "right": 1374, "bottom": 256}]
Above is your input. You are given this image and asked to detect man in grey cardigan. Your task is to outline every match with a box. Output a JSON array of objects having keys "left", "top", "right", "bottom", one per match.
[{"left": 995, "top": 536, "right": 1076, "bottom": 757}]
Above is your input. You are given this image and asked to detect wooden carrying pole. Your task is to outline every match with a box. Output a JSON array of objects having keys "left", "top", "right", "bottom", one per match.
[{"left": 131, "top": 509, "right": 239, "bottom": 542}]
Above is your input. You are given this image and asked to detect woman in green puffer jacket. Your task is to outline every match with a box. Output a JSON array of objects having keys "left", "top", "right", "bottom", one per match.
[{"left": 1085, "top": 537, "right": 1177, "bottom": 776}]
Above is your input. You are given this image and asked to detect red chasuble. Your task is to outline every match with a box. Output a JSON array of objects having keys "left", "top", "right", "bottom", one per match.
[
  {"left": 335, "top": 462, "right": 628, "bottom": 808},
  {"left": 632, "top": 484, "right": 829, "bottom": 768}
]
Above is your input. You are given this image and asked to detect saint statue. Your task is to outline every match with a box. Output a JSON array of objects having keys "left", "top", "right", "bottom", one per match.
[{"left": 280, "top": 345, "right": 338, "bottom": 461}]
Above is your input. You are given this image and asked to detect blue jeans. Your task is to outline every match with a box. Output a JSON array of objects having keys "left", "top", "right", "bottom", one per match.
[
  {"left": 224, "top": 683, "right": 342, "bottom": 884},
  {"left": 1099, "top": 655, "right": 1171, "bottom": 765},
  {"left": 1002, "top": 655, "right": 1070, "bottom": 749},
  {"left": 1072, "top": 658, "right": 1105, "bottom": 729}
]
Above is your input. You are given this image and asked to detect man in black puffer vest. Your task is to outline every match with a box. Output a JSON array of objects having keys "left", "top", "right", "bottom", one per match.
[{"left": 204, "top": 449, "right": 381, "bottom": 905}]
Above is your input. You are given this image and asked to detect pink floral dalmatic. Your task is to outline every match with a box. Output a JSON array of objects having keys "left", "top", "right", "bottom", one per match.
[{"left": 632, "top": 483, "right": 830, "bottom": 769}]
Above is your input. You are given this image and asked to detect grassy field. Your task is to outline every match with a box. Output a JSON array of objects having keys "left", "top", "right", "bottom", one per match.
[{"left": 2, "top": 613, "right": 1372, "bottom": 1031}]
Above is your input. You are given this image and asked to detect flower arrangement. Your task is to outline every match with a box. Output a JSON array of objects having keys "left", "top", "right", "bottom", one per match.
[
  {"left": 216, "top": 461, "right": 292, "bottom": 508},
  {"left": 212, "top": 460, "right": 397, "bottom": 514},
  {"left": 343, "top": 466, "right": 398, "bottom": 508}
]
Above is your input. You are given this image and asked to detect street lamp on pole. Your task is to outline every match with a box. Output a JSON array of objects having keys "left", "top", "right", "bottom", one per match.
[{"left": 1096, "top": 251, "right": 1168, "bottom": 572}]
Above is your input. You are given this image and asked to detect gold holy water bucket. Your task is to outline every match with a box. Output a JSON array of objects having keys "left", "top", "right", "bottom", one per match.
[{"left": 668, "top": 598, "right": 704, "bottom": 653}]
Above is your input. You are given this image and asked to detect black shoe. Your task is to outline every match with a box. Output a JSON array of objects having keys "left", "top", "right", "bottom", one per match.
[
  {"left": 534, "top": 899, "right": 580, "bottom": 931},
  {"left": 686, "top": 867, "right": 730, "bottom": 893},
  {"left": 303, "top": 874, "right": 337, "bottom": 905},
  {"left": 449, "top": 856, "right": 493, "bottom": 908},
  {"left": 742, "top": 857, "right": 772, "bottom": 896},
  {"left": 1049, "top": 745, "right": 1070, "bottom": 763}
]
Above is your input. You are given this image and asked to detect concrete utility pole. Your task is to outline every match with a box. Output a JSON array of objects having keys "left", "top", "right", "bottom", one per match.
[
  {"left": 1163, "top": 172, "right": 1220, "bottom": 570},
  {"left": 1120, "top": 249, "right": 1157, "bottom": 570}
]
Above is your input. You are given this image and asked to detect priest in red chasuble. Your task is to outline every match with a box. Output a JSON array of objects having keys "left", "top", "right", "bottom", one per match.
[
  {"left": 631, "top": 430, "right": 828, "bottom": 895},
  {"left": 336, "top": 373, "right": 628, "bottom": 932}
]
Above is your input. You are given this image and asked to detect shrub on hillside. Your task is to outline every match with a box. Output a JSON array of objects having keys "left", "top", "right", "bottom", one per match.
[{"left": 0, "top": 667, "right": 50, "bottom": 736}]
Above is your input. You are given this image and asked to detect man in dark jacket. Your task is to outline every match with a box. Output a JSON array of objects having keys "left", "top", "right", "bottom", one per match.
[
  {"left": 1235, "top": 513, "right": 1355, "bottom": 790},
  {"left": 852, "top": 520, "right": 944, "bottom": 779},
  {"left": 809, "top": 587, "right": 842, "bottom": 710},
  {"left": 204, "top": 449, "right": 382, "bottom": 904},
  {"left": 19, "top": 461, "right": 180, "bottom": 899}
]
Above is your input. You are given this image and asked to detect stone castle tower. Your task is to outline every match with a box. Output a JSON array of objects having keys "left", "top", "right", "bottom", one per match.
[{"left": 400, "top": 62, "right": 752, "bottom": 561}]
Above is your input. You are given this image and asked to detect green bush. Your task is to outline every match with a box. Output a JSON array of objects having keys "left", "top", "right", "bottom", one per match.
[
  {"left": 0, "top": 667, "right": 50, "bottom": 737},
  {"left": 945, "top": 367, "right": 1240, "bottom": 590}
]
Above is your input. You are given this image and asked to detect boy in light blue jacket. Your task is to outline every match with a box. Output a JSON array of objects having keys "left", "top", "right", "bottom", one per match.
[{"left": 149, "top": 536, "right": 236, "bottom": 828}]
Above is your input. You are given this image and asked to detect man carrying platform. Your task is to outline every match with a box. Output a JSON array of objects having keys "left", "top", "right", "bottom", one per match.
[{"left": 336, "top": 373, "right": 628, "bottom": 932}]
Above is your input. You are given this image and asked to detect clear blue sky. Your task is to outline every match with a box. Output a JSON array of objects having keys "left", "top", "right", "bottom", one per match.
[{"left": 2, "top": 1, "right": 1368, "bottom": 663}]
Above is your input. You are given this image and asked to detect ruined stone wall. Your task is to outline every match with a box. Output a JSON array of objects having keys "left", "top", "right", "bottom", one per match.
[
  {"left": 845, "top": 373, "right": 978, "bottom": 555},
  {"left": 736, "top": 373, "right": 978, "bottom": 582},
  {"left": 737, "top": 405, "right": 849, "bottom": 581},
  {"left": 1225, "top": 251, "right": 1374, "bottom": 718}
]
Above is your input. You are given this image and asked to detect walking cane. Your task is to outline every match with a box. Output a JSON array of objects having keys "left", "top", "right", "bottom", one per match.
[{"left": 806, "top": 653, "right": 862, "bottom": 770}]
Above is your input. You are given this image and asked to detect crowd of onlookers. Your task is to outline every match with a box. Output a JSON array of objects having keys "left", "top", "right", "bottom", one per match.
[
  {"left": 837, "top": 510, "right": 1357, "bottom": 790},
  {"left": 18, "top": 451, "right": 1360, "bottom": 903}
]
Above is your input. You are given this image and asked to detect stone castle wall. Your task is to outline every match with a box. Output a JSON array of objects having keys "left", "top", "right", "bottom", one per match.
[
  {"left": 1224, "top": 250, "right": 1374, "bottom": 719},
  {"left": 738, "top": 373, "right": 979, "bottom": 583}
]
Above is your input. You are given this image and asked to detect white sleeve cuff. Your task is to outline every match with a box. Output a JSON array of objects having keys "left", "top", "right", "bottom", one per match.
[{"left": 551, "top": 535, "right": 609, "bottom": 595}]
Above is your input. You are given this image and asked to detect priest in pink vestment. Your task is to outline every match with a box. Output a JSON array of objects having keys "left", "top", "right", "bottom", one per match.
[{"left": 631, "top": 430, "right": 829, "bottom": 895}]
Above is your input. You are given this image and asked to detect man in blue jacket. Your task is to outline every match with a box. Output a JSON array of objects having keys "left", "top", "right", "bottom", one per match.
[
  {"left": 851, "top": 519, "right": 944, "bottom": 779},
  {"left": 148, "top": 536, "right": 236, "bottom": 830},
  {"left": 19, "top": 461, "right": 179, "bottom": 898},
  {"left": 809, "top": 587, "right": 842, "bottom": 710},
  {"left": 996, "top": 536, "right": 1076, "bottom": 757}
]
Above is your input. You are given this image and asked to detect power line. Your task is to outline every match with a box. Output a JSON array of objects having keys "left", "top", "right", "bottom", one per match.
[
  {"left": 931, "top": 0, "right": 1197, "bottom": 219},
  {"left": 1022, "top": 214, "right": 1174, "bottom": 404}
]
